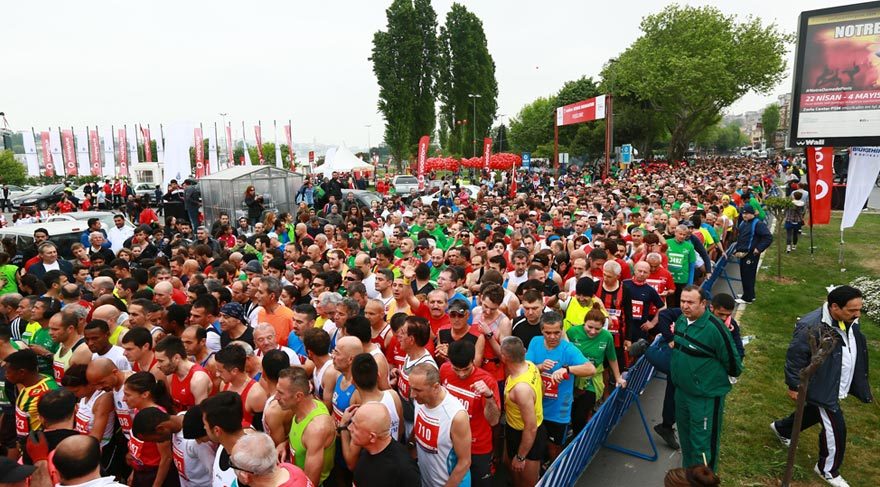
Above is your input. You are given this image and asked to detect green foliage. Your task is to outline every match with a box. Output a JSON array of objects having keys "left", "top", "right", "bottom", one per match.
[
  {"left": 0, "top": 150, "right": 27, "bottom": 186},
  {"left": 437, "top": 3, "right": 498, "bottom": 157},
  {"left": 604, "top": 4, "right": 792, "bottom": 160},
  {"left": 508, "top": 97, "right": 556, "bottom": 157},
  {"left": 137, "top": 140, "right": 159, "bottom": 162},
  {"left": 761, "top": 103, "right": 781, "bottom": 148},
  {"left": 492, "top": 124, "right": 509, "bottom": 153},
  {"left": 371, "top": 0, "right": 439, "bottom": 168},
  {"left": 696, "top": 122, "right": 749, "bottom": 154}
]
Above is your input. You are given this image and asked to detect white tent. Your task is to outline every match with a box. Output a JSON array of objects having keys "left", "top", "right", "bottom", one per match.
[{"left": 314, "top": 146, "right": 372, "bottom": 175}]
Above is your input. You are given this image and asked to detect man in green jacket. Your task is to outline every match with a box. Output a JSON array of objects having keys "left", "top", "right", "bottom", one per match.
[{"left": 670, "top": 285, "right": 743, "bottom": 470}]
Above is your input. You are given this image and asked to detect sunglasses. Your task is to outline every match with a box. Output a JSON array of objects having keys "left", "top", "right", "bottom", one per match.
[
  {"left": 449, "top": 310, "right": 468, "bottom": 318},
  {"left": 344, "top": 276, "right": 357, "bottom": 282},
  {"left": 219, "top": 451, "right": 256, "bottom": 474}
]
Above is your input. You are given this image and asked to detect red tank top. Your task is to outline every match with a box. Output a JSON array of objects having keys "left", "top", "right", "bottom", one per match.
[
  {"left": 171, "top": 364, "right": 206, "bottom": 412},
  {"left": 133, "top": 356, "right": 158, "bottom": 374},
  {"left": 223, "top": 379, "right": 258, "bottom": 427},
  {"left": 130, "top": 405, "right": 165, "bottom": 468},
  {"left": 370, "top": 324, "right": 391, "bottom": 354}
]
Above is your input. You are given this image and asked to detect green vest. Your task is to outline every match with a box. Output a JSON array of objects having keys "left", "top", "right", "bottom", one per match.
[{"left": 288, "top": 399, "right": 335, "bottom": 484}]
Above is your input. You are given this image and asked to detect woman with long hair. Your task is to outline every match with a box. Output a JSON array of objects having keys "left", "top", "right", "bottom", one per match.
[
  {"left": 244, "top": 185, "right": 264, "bottom": 226},
  {"left": 123, "top": 372, "right": 178, "bottom": 486}
]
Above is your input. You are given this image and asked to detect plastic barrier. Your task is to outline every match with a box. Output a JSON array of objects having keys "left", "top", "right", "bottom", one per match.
[{"left": 536, "top": 356, "right": 657, "bottom": 487}]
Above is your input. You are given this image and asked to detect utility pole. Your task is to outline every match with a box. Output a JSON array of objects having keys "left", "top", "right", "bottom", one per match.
[{"left": 468, "top": 94, "right": 481, "bottom": 158}]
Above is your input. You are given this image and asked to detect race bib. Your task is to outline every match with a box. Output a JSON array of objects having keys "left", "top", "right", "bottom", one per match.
[
  {"left": 14, "top": 406, "right": 27, "bottom": 436},
  {"left": 129, "top": 436, "right": 144, "bottom": 465},
  {"left": 172, "top": 444, "right": 188, "bottom": 480},
  {"left": 668, "top": 252, "right": 684, "bottom": 269},
  {"left": 414, "top": 413, "right": 440, "bottom": 453},
  {"left": 541, "top": 372, "right": 559, "bottom": 399},
  {"left": 74, "top": 410, "right": 91, "bottom": 434},
  {"left": 398, "top": 373, "right": 411, "bottom": 399},
  {"left": 632, "top": 300, "right": 644, "bottom": 320},
  {"left": 53, "top": 361, "right": 66, "bottom": 381}
]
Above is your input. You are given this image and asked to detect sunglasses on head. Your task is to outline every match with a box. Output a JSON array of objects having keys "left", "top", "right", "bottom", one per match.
[{"left": 450, "top": 310, "right": 467, "bottom": 318}]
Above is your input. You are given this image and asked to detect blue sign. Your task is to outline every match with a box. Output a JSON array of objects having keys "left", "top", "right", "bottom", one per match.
[
  {"left": 522, "top": 152, "right": 531, "bottom": 169},
  {"left": 621, "top": 144, "right": 632, "bottom": 164}
]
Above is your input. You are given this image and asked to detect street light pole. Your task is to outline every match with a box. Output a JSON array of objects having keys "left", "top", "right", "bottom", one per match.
[
  {"left": 365, "top": 124, "right": 374, "bottom": 184},
  {"left": 468, "top": 94, "right": 481, "bottom": 158}
]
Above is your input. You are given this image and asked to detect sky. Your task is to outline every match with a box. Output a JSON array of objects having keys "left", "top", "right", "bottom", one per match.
[{"left": 1, "top": 0, "right": 860, "bottom": 151}]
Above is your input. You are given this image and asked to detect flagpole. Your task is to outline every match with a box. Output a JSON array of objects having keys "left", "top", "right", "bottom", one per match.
[
  {"left": 804, "top": 154, "right": 815, "bottom": 255},
  {"left": 31, "top": 127, "right": 40, "bottom": 175},
  {"left": 214, "top": 121, "right": 219, "bottom": 170},
  {"left": 71, "top": 125, "right": 77, "bottom": 177},
  {"left": 111, "top": 124, "right": 117, "bottom": 179}
]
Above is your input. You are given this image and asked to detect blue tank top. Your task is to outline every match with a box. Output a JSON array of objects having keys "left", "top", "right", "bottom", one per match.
[{"left": 331, "top": 374, "right": 355, "bottom": 424}]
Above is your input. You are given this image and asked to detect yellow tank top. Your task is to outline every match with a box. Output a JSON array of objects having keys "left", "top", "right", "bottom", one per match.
[
  {"left": 109, "top": 325, "right": 129, "bottom": 346},
  {"left": 563, "top": 296, "right": 608, "bottom": 332},
  {"left": 504, "top": 361, "right": 543, "bottom": 430}
]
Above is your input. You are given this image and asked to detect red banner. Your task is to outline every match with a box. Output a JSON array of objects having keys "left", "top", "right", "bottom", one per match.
[
  {"left": 140, "top": 126, "right": 152, "bottom": 162},
  {"left": 40, "top": 131, "right": 55, "bottom": 177},
  {"left": 308, "top": 151, "right": 315, "bottom": 164},
  {"left": 807, "top": 146, "right": 834, "bottom": 225},
  {"left": 225, "top": 124, "right": 234, "bottom": 165},
  {"left": 417, "top": 135, "right": 429, "bottom": 191},
  {"left": 483, "top": 137, "right": 492, "bottom": 171},
  {"left": 89, "top": 129, "right": 101, "bottom": 176},
  {"left": 254, "top": 125, "right": 264, "bottom": 163},
  {"left": 117, "top": 128, "right": 129, "bottom": 177},
  {"left": 61, "top": 129, "right": 77, "bottom": 176},
  {"left": 194, "top": 127, "right": 205, "bottom": 178},
  {"left": 556, "top": 95, "right": 606, "bottom": 126},
  {"left": 284, "top": 124, "right": 294, "bottom": 166}
]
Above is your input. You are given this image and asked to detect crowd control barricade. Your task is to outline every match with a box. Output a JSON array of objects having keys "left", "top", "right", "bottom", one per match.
[
  {"left": 536, "top": 356, "right": 657, "bottom": 487},
  {"left": 701, "top": 245, "right": 740, "bottom": 299}
]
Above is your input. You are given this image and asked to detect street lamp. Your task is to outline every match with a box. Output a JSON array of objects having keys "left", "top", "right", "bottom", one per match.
[{"left": 468, "top": 94, "right": 481, "bottom": 157}]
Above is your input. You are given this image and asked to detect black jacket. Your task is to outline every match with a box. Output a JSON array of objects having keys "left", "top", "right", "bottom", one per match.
[
  {"left": 735, "top": 217, "right": 772, "bottom": 254},
  {"left": 784, "top": 305, "right": 872, "bottom": 410}
]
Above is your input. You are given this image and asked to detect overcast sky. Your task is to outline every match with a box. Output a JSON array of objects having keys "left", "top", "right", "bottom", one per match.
[{"left": 2, "top": 0, "right": 857, "bottom": 150}]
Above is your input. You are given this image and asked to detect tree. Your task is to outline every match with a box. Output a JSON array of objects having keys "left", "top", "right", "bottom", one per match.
[
  {"left": 762, "top": 103, "right": 780, "bottom": 148},
  {"left": 437, "top": 3, "right": 498, "bottom": 157},
  {"left": 371, "top": 0, "right": 439, "bottom": 168},
  {"left": 137, "top": 140, "right": 158, "bottom": 162},
  {"left": 0, "top": 150, "right": 27, "bottom": 186},
  {"left": 604, "top": 5, "right": 791, "bottom": 161},
  {"left": 508, "top": 97, "right": 556, "bottom": 158},
  {"left": 492, "top": 124, "right": 509, "bottom": 153}
]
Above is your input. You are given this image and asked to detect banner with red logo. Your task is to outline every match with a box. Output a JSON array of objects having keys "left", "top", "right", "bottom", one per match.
[
  {"left": 40, "top": 131, "right": 55, "bottom": 177},
  {"left": 141, "top": 125, "right": 152, "bottom": 162},
  {"left": 225, "top": 124, "right": 234, "bottom": 166},
  {"left": 254, "top": 125, "right": 264, "bottom": 163},
  {"left": 483, "top": 137, "right": 492, "bottom": 171},
  {"left": 61, "top": 129, "right": 77, "bottom": 176},
  {"left": 807, "top": 146, "right": 833, "bottom": 225},
  {"left": 556, "top": 95, "right": 606, "bottom": 126},
  {"left": 284, "top": 124, "right": 294, "bottom": 165},
  {"left": 89, "top": 129, "right": 101, "bottom": 176},
  {"left": 194, "top": 127, "right": 205, "bottom": 178},
  {"left": 117, "top": 128, "right": 129, "bottom": 177},
  {"left": 417, "top": 135, "right": 429, "bottom": 191}
]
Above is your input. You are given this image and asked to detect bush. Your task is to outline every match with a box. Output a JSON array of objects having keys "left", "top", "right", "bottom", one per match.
[{"left": 849, "top": 276, "right": 880, "bottom": 323}]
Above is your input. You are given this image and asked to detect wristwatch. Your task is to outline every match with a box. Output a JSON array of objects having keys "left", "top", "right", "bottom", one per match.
[
  {"left": 485, "top": 331, "right": 494, "bottom": 338},
  {"left": 515, "top": 454, "right": 527, "bottom": 462}
]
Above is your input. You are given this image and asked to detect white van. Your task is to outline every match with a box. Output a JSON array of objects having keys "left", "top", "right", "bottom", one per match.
[{"left": 0, "top": 216, "right": 132, "bottom": 260}]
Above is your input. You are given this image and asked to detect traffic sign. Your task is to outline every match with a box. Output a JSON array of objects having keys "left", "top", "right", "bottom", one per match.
[
  {"left": 522, "top": 152, "right": 531, "bottom": 169},
  {"left": 621, "top": 144, "right": 632, "bottom": 164}
]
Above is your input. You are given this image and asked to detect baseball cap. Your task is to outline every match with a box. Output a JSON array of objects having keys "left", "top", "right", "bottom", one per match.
[
  {"left": 0, "top": 457, "right": 36, "bottom": 483},
  {"left": 244, "top": 260, "right": 263, "bottom": 274},
  {"left": 403, "top": 211, "right": 413, "bottom": 218},
  {"left": 220, "top": 302, "right": 246, "bottom": 323},
  {"left": 742, "top": 204, "right": 756, "bottom": 215},
  {"left": 448, "top": 299, "right": 470, "bottom": 314}
]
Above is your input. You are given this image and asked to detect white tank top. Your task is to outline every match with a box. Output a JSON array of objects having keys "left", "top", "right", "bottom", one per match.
[
  {"left": 379, "top": 390, "right": 400, "bottom": 441},
  {"left": 172, "top": 412, "right": 213, "bottom": 487},
  {"left": 112, "top": 386, "right": 133, "bottom": 440},
  {"left": 313, "top": 359, "right": 333, "bottom": 401},
  {"left": 506, "top": 271, "right": 528, "bottom": 289},
  {"left": 75, "top": 390, "right": 115, "bottom": 447},
  {"left": 262, "top": 393, "right": 276, "bottom": 437},
  {"left": 413, "top": 391, "right": 470, "bottom": 487}
]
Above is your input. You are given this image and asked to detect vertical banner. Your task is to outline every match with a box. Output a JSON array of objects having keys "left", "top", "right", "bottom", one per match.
[
  {"left": 242, "top": 122, "right": 252, "bottom": 166},
  {"left": 193, "top": 126, "right": 205, "bottom": 178},
  {"left": 254, "top": 124, "right": 264, "bottom": 164},
  {"left": 483, "top": 137, "right": 492, "bottom": 171},
  {"left": 308, "top": 151, "right": 315, "bottom": 171},
  {"left": 75, "top": 127, "right": 90, "bottom": 176},
  {"left": 49, "top": 129, "right": 63, "bottom": 176},
  {"left": 23, "top": 130, "right": 40, "bottom": 177},
  {"left": 225, "top": 124, "right": 234, "bottom": 166},
  {"left": 61, "top": 129, "right": 77, "bottom": 176},
  {"left": 127, "top": 125, "right": 138, "bottom": 166},
  {"left": 155, "top": 124, "right": 165, "bottom": 164},
  {"left": 842, "top": 147, "right": 880, "bottom": 229},
  {"left": 417, "top": 135, "right": 429, "bottom": 191},
  {"left": 117, "top": 127, "right": 129, "bottom": 177},
  {"left": 806, "top": 146, "right": 833, "bottom": 225},
  {"left": 208, "top": 123, "right": 219, "bottom": 175},
  {"left": 141, "top": 125, "right": 153, "bottom": 162},
  {"left": 40, "top": 131, "right": 55, "bottom": 177},
  {"left": 284, "top": 123, "right": 294, "bottom": 167},
  {"left": 89, "top": 129, "right": 102, "bottom": 176},
  {"left": 273, "top": 121, "right": 283, "bottom": 169},
  {"left": 102, "top": 126, "right": 116, "bottom": 178}
]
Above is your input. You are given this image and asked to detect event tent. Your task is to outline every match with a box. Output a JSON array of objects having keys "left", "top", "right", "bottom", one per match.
[{"left": 314, "top": 146, "right": 372, "bottom": 175}]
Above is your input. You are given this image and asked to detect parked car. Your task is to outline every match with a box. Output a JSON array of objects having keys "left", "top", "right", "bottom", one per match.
[
  {"left": 391, "top": 175, "right": 421, "bottom": 198},
  {"left": 339, "top": 189, "right": 384, "bottom": 211},
  {"left": 74, "top": 182, "right": 158, "bottom": 205},
  {"left": 0, "top": 220, "right": 101, "bottom": 260},
  {"left": 11, "top": 184, "right": 67, "bottom": 210},
  {"left": 43, "top": 211, "right": 135, "bottom": 230}
]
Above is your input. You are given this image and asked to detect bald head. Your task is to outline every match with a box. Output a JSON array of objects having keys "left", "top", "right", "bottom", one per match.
[
  {"left": 54, "top": 435, "right": 102, "bottom": 482},
  {"left": 336, "top": 336, "right": 364, "bottom": 357},
  {"left": 154, "top": 281, "right": 173, "bottom": 294},
  {"left": 354, "top": 402, "right": 390, "bottom": 436},
  {"left": 92, "top": 304, "right": 120, "bottom": 324},
  {"left": 86, "top": 358, "right": 119, "bottom": 392}
]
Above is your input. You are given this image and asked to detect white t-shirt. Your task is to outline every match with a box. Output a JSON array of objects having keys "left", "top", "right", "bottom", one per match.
[
  {"left": 42, "top": 260, "right": 61, "bottom": 272},
  {"left": 414, "top": 391, "right": 469, "bottom": 487},
  {"left": 172, "top": 412, "right": 215, "bottom": 487},
  {"left": 93, "top": 346, "right": 131, "bottom": 372}
]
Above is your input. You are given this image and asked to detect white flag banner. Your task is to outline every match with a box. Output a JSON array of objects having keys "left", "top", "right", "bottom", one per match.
[
  {"left": 21, "top": 131, "right": 40, "bottom": 176},
  {"left": 163, "top": 123, "right": 194, "bottom": 188},
  {"left": 274, "top": 120, "right": 283, "bottom": 169},
  {"left": 208, "top": 123, "right": 219, "bottom": 175},
  {"left": 842, "top": 147, "right": 880, "bottom": 230},
  {"left": 155, "top": 124, "right": 165, "bottom": 163},
  {"left": 101, "top": 126, "right": 116, "bottom": 178},
  {"left": 242, "top": 122, "right": 252, "bottom": 166},
  {"left": 127, "top": 125, "right": 139, "bottom": 166},
  {"left": 49, "top": 129, "right": 63, "bottom": 174},
  {"left": 75, "top": 127, "right": 90, "bottom": 176}
]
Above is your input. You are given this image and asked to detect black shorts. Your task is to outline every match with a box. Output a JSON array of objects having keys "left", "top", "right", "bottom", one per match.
[
  {"left": 505, "top": 423, "right": 547, "bottom": 461},
  {"left": 543, "top": 420, "right": 570, "bottom": 446},
  {"left": 470, "top": 453, "right": 493, "bottom": 487}
]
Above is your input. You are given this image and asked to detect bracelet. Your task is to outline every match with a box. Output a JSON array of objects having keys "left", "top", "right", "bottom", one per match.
[{"left": 403, "top": 278, "right": 411, "bottom": 285}]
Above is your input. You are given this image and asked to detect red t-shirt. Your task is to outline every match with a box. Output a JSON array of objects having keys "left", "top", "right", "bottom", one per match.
[
  {"left": 414, "top": 301, "right": 451, "bottom": 336},
  {"left": 646, "top": 267, "right": 676, "bottom": 311},
  {"left": 278, "top": 463, "right": 314, "bottom": 487},
  {"left": 171, "top": 288, "right": 188, "bottom": 305},
  {"left": 439, "top": 362, "right": 500, "bottom": 455}
]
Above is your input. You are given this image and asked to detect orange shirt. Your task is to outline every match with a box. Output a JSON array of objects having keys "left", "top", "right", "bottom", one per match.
[{"left": 258, "top": 304, "right": 295, "bottom": 346}]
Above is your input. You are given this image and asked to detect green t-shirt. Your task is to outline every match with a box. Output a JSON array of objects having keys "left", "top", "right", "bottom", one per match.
[
  {"left": 566, "top": 326, "right": 616, "bottom": 392},
  {"left": 665, "top": 238, "right": 696, "bottom": 284},
  {"left": 26, "top": 324, "right": 59, "bottom": 377},
  {"left": 0, "top": 264, "right": 17, "bottom": 295}
]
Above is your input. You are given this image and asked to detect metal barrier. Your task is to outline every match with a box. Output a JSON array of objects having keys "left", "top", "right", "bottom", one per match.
[
  {"left": 536, "top": 356, "right": 658, "bottom": 487},
  {"left": 701, "top": 245, "right": 741, "bottom": 299}
]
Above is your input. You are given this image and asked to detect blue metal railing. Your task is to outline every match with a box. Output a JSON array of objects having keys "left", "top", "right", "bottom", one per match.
[{"left": 536, "top": 356, "right": 657, "bottom": 487}]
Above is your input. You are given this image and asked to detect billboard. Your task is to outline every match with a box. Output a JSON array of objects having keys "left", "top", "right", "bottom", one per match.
[
  {"left": 556, "top": 95, "right": 606, "bottom": 126},
  {"left": 791, "top": 2, "right": 880, "bottom": 147}
]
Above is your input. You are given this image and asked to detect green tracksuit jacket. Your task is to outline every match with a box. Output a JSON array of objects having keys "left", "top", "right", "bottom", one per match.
[{"left": 671, "top": 309, "right": 743, "bottom": 397}]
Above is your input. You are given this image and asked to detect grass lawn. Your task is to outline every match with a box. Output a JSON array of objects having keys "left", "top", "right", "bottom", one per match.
[{"left": 719, "top": 213, "right": 880, "bottom": 486}]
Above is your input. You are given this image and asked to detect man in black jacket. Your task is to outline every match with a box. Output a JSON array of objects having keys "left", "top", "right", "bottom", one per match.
[
  {"left": 771, "top": 285, "right": 872, "bottom": 487},
  {"left": 733, "top": 205, "right": 772, "bottom": 304}
]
